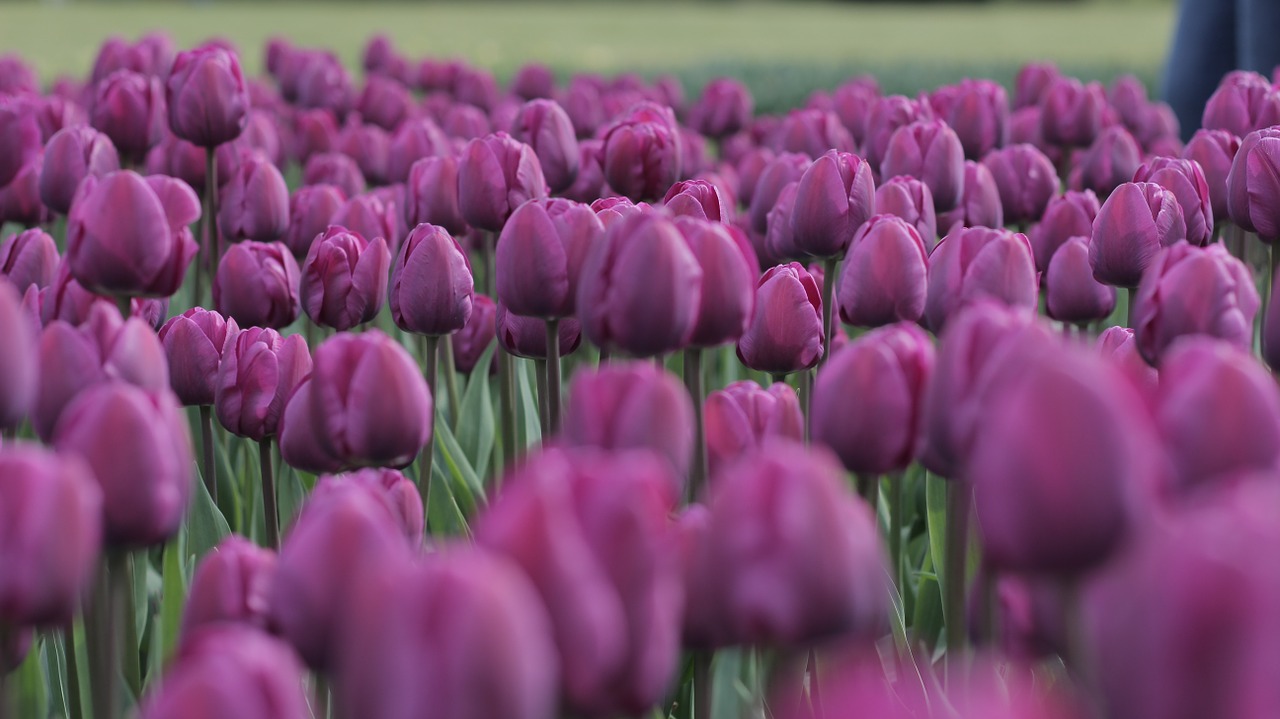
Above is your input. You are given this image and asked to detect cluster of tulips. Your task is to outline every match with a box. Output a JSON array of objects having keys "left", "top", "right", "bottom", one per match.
[{"left": 1, "top": 27, "right": 1279, "bottom": 719}]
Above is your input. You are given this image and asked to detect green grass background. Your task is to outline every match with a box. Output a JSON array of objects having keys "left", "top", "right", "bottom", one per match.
[{"left": 0, "top": 1, "right": 1175, "bottom": 110}]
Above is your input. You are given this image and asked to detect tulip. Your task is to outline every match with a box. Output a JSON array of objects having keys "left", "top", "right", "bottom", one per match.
[
  {"left": 496, "top": 199, "right": 603, "bottom": 319},
  {"left": 403, "top": 156, "right": 466, "bottom": 238},
  {"left": 1029, "top": 190, "right": 1100, "bottom": 272},
  {"left": 180, "top": 535, "right": 276, "bottom": 637},
  {"left": 354, "top": 75, "right": 412, "bottom": 133},
  {"left": 389, "top": 223, "right": 474, "bottom": 336},
  {"left": 1090, "top": 182, "right": 1188, "bottom": 288},
  {"left": 291, "top": 108, "right": 339, "bottom": 165},
  {"left": 334, "top": 190, "right": 401, "bottom": 253},
  {"left": 0, "top": 98, "right": 41, "bottom": 189},
  {"left": 968, "top": 344, "right": 1155, "bottom": 573},
  {"left": 863, "top": 96, "right": 934, "bottom": 170},
  {"left": 90, "top": 70, "right": 166, "bottom": 164},
  {"left": 685, "top": 440, "right": 888, "bottom": 647},
  {"left": 873, "top": 175, "right": 936, "bottom": 248},
  {"left": 1133, "top": 157, "right": 1214, "bottom": 246},
  {"left": 1014, "top": 62, "right": 1060, "bottom": 110},
  {"left": 946, "top": 78, "right": 1009, "bottom": 160},
  {"left": 494, "top": 302, "right": 582, "bottom": 359},
  {"left": 0, "top": 283, "right": 36, "bottom": 431},
  {"left": 165, "top": 46, "right": 249, "bottom": 148},
  {"left": 65, "top": 171, "right": 200, "bottom": 299},
  {"left": 1154, "top": 338, "right": 1280, "bottom": 493},
  {"left": 234, "top": 108, "right": 285, "bottom": 166},
  {"left": 880, "top": 120, "right": 965, "bottom": 212},
  {"left": 1009, "top": 105, "right": 1063, "bottom": 167},
  {"left": 0, "top": 228, "right": 59, "bottom": 292},
  {"left": 1132, "top": 241, "right": 1258, "bottom": 364},
  {"left": 208, "top": 235, "right": 299, "bottom": 324},
  {"left": 53, "top": 383, "right": 192, "bottom": 546},
  {"left": 1201, "top": 70, "right": 1280, "bottom": 138},
  {"left": 458, "top": 132, "right": 548, "bottom": 231},
  {"left": 837, "top": 214, "right": 929, "bottom": 327},
  {"left": 1226, "top": 126, "right": 1280, "bottom": 241},
  {"left": 789, "top": 149, "right": 876, "bottom": 259},
  {"left": 217, "top": 151, "right": 290, "bottom": 243},
  {"left": 276, "top": 378, "right": 344, "bottom": 475},
  {"left": 158, "top": 308, "right": 239, "bottom": 407},
  {"left": 1182, "top": 129, "right": 1239, "bottom": 220},
  {"left": 38, "top": 126, "right": 120, "bottom": 215},
  {"left": 0, "top": 154, "right": 50, "bottom": 228},
  {"left": 312, "top": 468, "right": 425, "bottom": 546},
  {"left": 303, "top": 152, "right": 365, "bottom": 198},
  {"left": 453, "top": 293, "right": 498, "bottom": 375},
  {"left": 769, "top": 108, "right": 855, "bottom": 160},
  {"left": 383, "top": 120, "right": 446, "bottom": 186},
  {"left": 703, "top": 381, "right": 803, "bottom": 476},
  {"left": 271, "top": 480, "right": 413, "bottom": 670},
  {"left": 509, "top": 99, "right": 579, "bottom": 194},
  {"left": 281, "top": 184, "right": 345, "bottom": 259},
  {"left": 737, "top": 262, "right": 824, "bottom": 373},
  {"left": 296, "top": 225, "right": 391, "bottom": 331},
  {"left": 336, "top": 548, "right": 558, "bottom": 719},
  {"left": 925, "top": 226, "right": 1038, "bottom": 332},
  {"left": 294, "top": 52, "right": 353, "bottom": 116},
  {"left": 215, "top": 327, "right": 311, "bottom": 442},
  {"left": 562, "top": 139, "right": 606, "bottom": 204},
  {"left": 1039, "top": 77, "right": 1106, "bottom": 147},
  {"left": 747, "top": 152, "right": 810, "bottom": 238},
  {"left": 138, "top": 626, "right": 310, "bottom": 719},
  {"left": 512, "top": 63, "right": 556, "bottom": 99},
  {"left": 663, "top": 179, "right": 729, "bottom": 223},
  {"left": 830, "top": 78, "right": 880, "bottom": 146},
  {"left": 338, "top": 121, "right": 390, "bottom": 186},
  {"left": 578, "top": 211, "right": 702, "bottom": 356},
  {"left": 443, "top": 103, "right": 492, "bottom": 140},
  {"left": 689, "top": 77, "right": 754, "bottom": 139},
  {"left": 1045, "top": 237, "right": 1117, "bottom": 324},
  {"left": 600, "top": 102, "right": 682, "bottom": 202},
  {"left": 476, "top": 448, "right": 680, "bottom": 716},
  {"left": 676, "top": 217, "right": 759, "bottom": 346},
  {"left": 938, "top": 160, "right": 1005, "bottom": 237},
  {"left": 1096, "top": 325, "right": 1159, "bottom": 399},
  {"left": 144, "top": 133, "right": 228, "bottom": 196},
  {"left": 1068, "top": 125, "right": 1142, "bottom": 198},
  {"left": 981, "top": 143, "right": 1058, "bottom": 225}
]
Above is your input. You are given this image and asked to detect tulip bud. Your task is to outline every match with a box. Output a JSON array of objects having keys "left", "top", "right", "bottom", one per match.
[
  {"left": 1039, "top": 77, "right": 1106, "bottom": 147},
  {"left": 212, "top": 240, "right": 301, "bottom": 328},
  {"left": 312, "top": 468, "right": 424, "bottom": 546},
  {"left": 337, "top": 121, "right": 390, "bottom": 187},
  {"left": 736, "top": 262, "right": 824, "bottom": 373},
  {"left": 1201, "top": 70, "right": 1280, "bottom": 138},
  {"left": 303, "top": 152, "right": 365, "bottom": 198},
  {"left": 53, "top": 383, "right": 193, "bottom": 546},
  {"left": 662, "top": 179, "right": 729, "bottom": 223},
  {"left": 512, "top": 62, "right": 556, "bottom": 100},
  {"left": 298, "top": 226, "right": 391, "bottom": 331},
  {"left": 0, "top": 154, "right": 50, "bottom": 229},
  {"left": 354, "top": 75, "right": 412, "bottom": 133},
  {"left": 827, "top": 77, "right": 880, "bottom": 147},
  {"left": 675, "top": 217, "right": 758, "bottom": 347},
  {"left": 158, "top": 308, "right": 239, "bottom": 407},
  {"left": 139, "top": 626, "right": 310, "bottom": 719},
  {"left": 939, "top": 161, "right": 1005, "bottom": 238},
  {"left": 1226, "top": 126, "right": 1280, "bottom": 241},
  {"left": 947, "top": 78, "right": 1009, "bottom": 160},
  {"left": 458, "top": 132, "right": 548, "bottom": 231},
  {"left": 449, "top": 293, "right": 498, "bottom": 375},
  {"left": 1045, "top": 237, "right": 1117, "bottom": 324},
  {"left": 509, "top": 99, "right": 579, "bottom": 194},
  {"left": 215, "top": 328, "right": 311, "bottom": 442},
  {"left": 1, "top": 228, "right": 59, "bottom": 293},
  {"left": 180, "top": 535, "right": 276, "bottom": 637},
  {"left": 689, "top": 78, "right": 754, "bottom": 139},
  {"left": 277, "top": 377, "right": 345, "bottom": 475},
  {"left": 599, "top": 102, "right": 682, "bottom": 202},
  {"left": 789, "top": 149, "right": 876, "bottom": 258},
  {"left": 1068, "top": 125, "right": 1142, "bottom": 198},
  {"left": 402, "top": 157, "right": 464, "bottom": 239},
  {"left": 282, "top": 184, "right": 346, "bottom": 259},
  {"left": 1132, "top": 242, "right": 1258, "bottom": 364},
  {"left": 38, "top": 126, "right": 120, "bottom": 216},
  {"left": 294, "top": 52, "right": 353, "bottom": 116},
  {"left": 0, "top": 283, "right": 37, "bottom": 431},
  {"left": 216, "top": 150, "right": 289, "bottom": 243},
  {"left": 703, "top": 381, "right": 803, "bottom": 477},
  {"left": 874, "top": 175, "right": 936, "bottom": 248},
  {"left": 1090, "top": 182, "right": 1188, "bottom": 288},
  {"left": 389, "top": 223, "right": 474, "bottom": 336},
  {"left": 165, "top": 46, "right": 249, "bottom": 148},
  {"left": 925, "top": 226, "right": 1038, "bottom": 332},
  {"left": 837, "top": 214, "right": 929, "bottom": 328},
  {"left": 90, "top": 70, "right": 165, "bottom": 163},
  {"left": 291, "top": 108, "right": 339, "bottom": 166},
  {"left": 1029, "top": 190, "right": 1100, "bottom": 272},
  {"left": 747, "top": 152, "right": 810, "bottom": 237},
  {"left": 880, "top": 120, "right": 965, "bottom": 213},
  {"left": 981, "top": 144, "right": 1058, "bottom": 224},
  {"left": 496, "top": 199, "right": 603, "bottom": 319},
  {"left": 1014, "top": 62, "right": 1061, "bottom": 110},
  {"left": 494, "top": 301, "right": 583, "bottom": 362},
  {"left": 0, "top": 98, "right": 41, "bottom": 189},
  {"left": 1181, "top": 129, "right": 1239, "bottom": 220},
  {"left": 863, "top": 95, "right": 933, "bottom": 170},
  {"left": 1136, "top": 158, "right": 1214, "bottom": 247}
]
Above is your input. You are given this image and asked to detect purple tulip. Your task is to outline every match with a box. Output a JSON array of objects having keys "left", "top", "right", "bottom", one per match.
[
  {"left": 144, "top": 133, "right": 227, "bottom": 196},
  {"left": 703, "top": 381, "right": 803, "bottom": 477},
  {"left": 443, "top": 103, "right": 492, "bottom": 140},
  {"left": 937, "top": 160, "right": 1005, "bottom": 237},
  {"left": 1133, "top": 156, "right": 1214, "bottom": 246},
  {"left": 1045, "top": 236, "right": 1117, "bottom": 324},
  {"left": 496, "top": 198, "right": 603, "bottom": 319},
  {"left": 600, "top": 102, "right": 682, "bottom": 202},
  {"left": 768, "top": 108, "right": 854, "bottom": 160},
  {"left": 90, "top": 70, "right": 166, "bottom": 163},
  {"left": 1201, "top": 70, "right": 1280, "bottom": 138},
  {"left": 689, "top": 77, "right": 754, "bottom": 139},
  {"left": 512, "top": 63, "right": 556, "bottom": 100},
  {"left": 0, "top": 98, "right": 42, "bottom": 189},
  {"left": 1090, "top": 182, "right": 1187, "bottom": 288},
  {"left": 1097, "top": 325, "right": 1159, "bottom": 399},
  {"left": 675, "top": 217, "right": 759, "bottom": 347},
  {"left": 684, "top": 440, "right": 888, "bottom": 647},
  {"left": 453, "top": 293, "right": 498, "bottom": 375},
  {"left": 215, "top": 328, "right": 310, "bottom": 442},
  {"left": 1068, "top": 125, "right": 1142, "bottom": 198},
  {"left": 0, "top": 154, "right": 50, "bottom": 228},
  {"left": 863, "top": 96, "right": 934, "bottom": 170},
  {"left": 389, "top": 223, "right": 474, "bottom": 336},
  {"left": 1226, "top": 126, "right": 1280, "bottom": 241},
  {"left": 338, "top": 121, "right": 390, "bottom": 186},
  {"left": 303, "top": 152, "right": 365, "bottom": 198},
  {"left": 457, "top": 132, "right": 548, "bottom": 231},
  {"left": 165, "top": 46, "right": 249, "bottom": 148},
  {"left": 1182, "top": 129, "right": 1239, "bottom": 220},
  {"left": 355, "top": 75, "right": 412, "bottom": 132},
  {"left": 233, "top": 108, "right": 285, "bottom": 166},
  {"left": 1009, "top": 104, "right": 1063, "bottom": 167},
  {"left": 180, "top": 535, "right": 276, "bottom": 637},
  {"left": 837, "top": 214, "right": 929, "bottom": 327},
  {"left": 291, "top": 109, "right": 339, "bottom": 165},
  {"left": 384, "top": 118, "right": 448, "bottom": 185},
  {"left": 495, "top": 300, "right": 583, "bottom": 360},
  {"left": 747, "top": 152, "right": 810, "bottom": 237},
  {"left": 736, "top": 262, "right": 824, "bottom": 373},
  {"left": 53, "top": 383, "right": 192, "bottom": 546},
  {"left": 578, "top": 211, "right": 702, "bottom": 357},
  {"left": 476, "top": 448, "right": 680, "bottom": 716},
  {"left": 1039, "top": 77, "right": 1106, "bottom": 148},
  {"left": 297, "top": 225, "right": 391, "bottom": 331},
  {"left": 925, "top": 226, "right": 1038, "bottom": 332},
  {"left": 874, "top": 175, "right": 937, "bottom": 248},
  {"left": 404, "top": 155, "right": 466, "bottom": 237},
  {"left": 1014, "top": 62, "right": 1061, "bottom": 110},
  {"left": 219, "top": 151, "right": 290, "bottom": 243},
  {"left": 294, "top": 52, "right": 353, "bottom": 116},
  {"left": 880, "top": 120, "right": 965, "bottom": 212},
  {"left": 0, "top": 228, "right": 59, "bottom": 292},
  {"left": 282, "top": 184, "right": 346, "bottom": 258},
  {"left": 212, "top": 241, "right": 300, "bottom": 329},
  {"left": 139, "top": 626, "right": 310, "bottom": 719},
  {"left": 510, "top": 99, "right": 580, "bottom": 194},
  {"left": 830, "top": 78, "right": 880, "bottom": 147},
  {"left": 38, "top": 126, "right": 120, "bottom": 215},
  {"left": 311, "top": 468, "right": 424, "bottom": 547},
  {"left": 663, "top": 179, "right": 729, "bottom": 223},
  {"left": 0, "top": 283, "right": 36, "bottom": 431},
  {"left": 947, "top": 79, "right": 1009, "bottom": 160},
  {"left": 276, "top": 377, "right": 344, "bottom": 475},
  {"left": 1029, "top": 190, "right": 1101, "bottom": 272},
  {"left": 158, "top": 308, "right": 239, "bottom": 407},
  {"left": 981, "top": 143, "right": 1058, "bottom": 224},
  {"left": 789, "top": 149, "right": 876, "bottom": 258}
]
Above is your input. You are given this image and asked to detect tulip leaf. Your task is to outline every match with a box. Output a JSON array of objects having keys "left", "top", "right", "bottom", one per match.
[
  {"left": 912, "top": 559, "right": 945, "bottom": 651},
  {"left": 515, "top": 358, "right": 542, "bottom": 449},
  {"left": 434, "top": 419, "right": 485, "bottom": 516},
  {"left": 158, "top": 536, "right": 187, "bottom": 669},
  {"left": 427, "top": 457, "right": 470, "bottom": 538},
  {"left": 276, "top": 463, "right": 308, "bottom": 534},
  {"left": 11, "top": 638, "right": 49, "bottom": 719},
  {"left": 710, "top": 648, "right": 747, "bottom": 719},
  {"left": 925, "top": 473, "right": 948, "bottom": 616},
  {"left": 456, "top": 343, "right": 497, "bottom": 481},
  {"left": 188, "top": 463, "right": 232, "bottom": 563},
  {"left": 43, "top": 633, "right": 65, "bottom": 719}
]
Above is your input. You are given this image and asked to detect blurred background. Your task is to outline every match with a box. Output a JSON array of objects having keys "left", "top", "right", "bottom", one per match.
[{"left": 2, "top": 0, "right": 1177, "bottom": 111}]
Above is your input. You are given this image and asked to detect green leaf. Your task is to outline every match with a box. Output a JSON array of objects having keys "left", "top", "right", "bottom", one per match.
[
  {"left": 435, "top": 417, "right": 486, "bottom": 517},
  {"left": 925, "top": 472, "right": 949, "bottom": 624},
  {"left": 710, "top": 648, "right": 746, "bottom": 719},
  {"left": 515, "top": 358, "right": 542, "bottom": 449},
  {"left": 43, "top": 633, "right": 65, "bottom": 719},
  {"left": 426, "top": 455, "right": 470, "bottom": 538},
  {"left": 11, "top": 637, "right": 49, "bottom": 719},
  {"left": 158, "top": 536, "right": 187, "bottom": 668},
  {"left": 276, "top": 463, "right": 307, "bottom": 534},
  {"left": 912, "top": 557, "right": 945, "bottom": 651},
  {"left": 455, "top": 342, "right": 497, "bottom": 481},
  {"left": 188, "top": 464, "right": 232, "bottom": 563}
]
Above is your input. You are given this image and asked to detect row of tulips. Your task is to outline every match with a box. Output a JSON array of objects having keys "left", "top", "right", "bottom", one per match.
[{"left": 0, "top": 28, "right": 1279, "bottom": 719}]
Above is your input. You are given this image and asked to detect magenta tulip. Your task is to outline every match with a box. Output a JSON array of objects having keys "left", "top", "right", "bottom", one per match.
[
  {"left": 925, "top": 226, "right": 1038, "bottom": 332},
  {"left": 389, "top": 223, "right": 474, "bottom": 336},
  {"left": 303, "top": 152, "right": 365, "bottom": 198},
  {"left": 0, "top": 98, "right": 41, "bottom": 189},
  {"left": 737, "top": 262, "right": 824, "bottom": 373},
  {"left": 510, "top": 99, "right": 580, "bottom": 194},
  {"left": 496, "top": 198, "right": 603, "bottom": 319},
  {"left": 298, "top": 225, "right": 391, "bottom": 331},
  {"left": 836, "top": 214, "right": 928, "bottom": 327},
  {"left": 600, "top": 102, "right": 682, "bottom": 202},
  {"left": 1045, "top": 237, "right": 1117, "bottom": 324},
  {"left": 703, "top": 381, "right": 803, "bottom": 477},
  {"left": 0, "top": 228, "right": 58, "bottom": 293},
  {"left": 747, "top": 152, "right": 810, "bottom": 238},
  {"left": 789, "top": 149, "right": 876, "bottom": 258},
  {"left": 863, "top": 96, "right": 933, "bottom": 170},
  {"left": 90, "top": 70, "right": 165, "bottom": 163},
  {"left": 1226, "top": 126, "right": 1280, "bottom": 241},
  {"left": 880, "top": 120, "right": 965, "bottom": 212},
  {"left": 1090, "top": 181, "right": 1188, "bottom": 288},
  {"left": 38, "top": 126, "right": 120, "bottom": 215},
  {"left": 158, "top": 307, "right": 239, "bottom": 407},
  {"left": 282, "top": 184, "right": 346, "bottom": 259},
  {"left": 217, "top": 150, "right": 289, "bottom": 243},
  {"left": 947, "top": 78, "right": 1009, "bottom": 160},
  {"left": 180, "top": 535, "right": 276, "bottom": 637},
  {"left": 212, "top": 241, "right": 300, "bottom": 329},
  {"left": 1068, "top": 125, "right": 1142, "bottom": 198},
  {"left": 1029, "top": 190, "right": 1101, "bottom": 272},
  {"left": 689, "top": 77, "right": 754, "bottom": 139},
  {"left": 0, "top": 282, "right": 37, "bottom": 430},
  {"left": 312, "top": 468, "right": 425, "bottom": 546},
  {"left": 873, "top": 175, "right": 936, "bottom": 248},
  {"left": 165, "top": 46, "right": 248, "bottom": 148},
  {"left": 1014, "top": 62, "right": 1061, "bottom": 110},
  {"left": 215, "top": 328, "right": 311, "bottom": 441},
  {"left": 1133, "top": 156, "right": 1214, "bottom": 246},
  {"left": 1039, "top": 77, "right": 1106, "bottom": 147},
  {"left": 458, "top": 132, "right": 548, "bottom": 231},
  {"left": 982, "top": 143, "right": 1058, "bottom": 224},
  {"left": 1181, "top": 129, "right": 1239, "bottom": 220},
  {"left": 1201, "top": 70, "right": 1280, "bottom": 138}
]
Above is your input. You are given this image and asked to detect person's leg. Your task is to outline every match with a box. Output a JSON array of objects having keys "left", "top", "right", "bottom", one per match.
[
  {"left": 1239, "top": 0, "right": 1280, "bottom": 80},
  {"left": 1163, "top": 0, "right": 1237, "bottom": 140}
]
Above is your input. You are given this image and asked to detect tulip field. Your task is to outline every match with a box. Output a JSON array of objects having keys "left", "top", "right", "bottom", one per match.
[{"left": 3, "top": 6, "right": 1280, "bottom": 719}]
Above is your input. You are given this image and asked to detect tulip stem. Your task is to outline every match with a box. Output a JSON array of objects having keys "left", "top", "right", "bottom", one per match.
[
  {"left": 498, "top": 348, "right": 517, "bottom": 474},
  {"left": 119, "top": 555, "right": 140, "bottom": 699},
  {"left": 683, "top": 348, "right": 706, "bottom": 501},
  {"left": 63, "top": 623, "right": 83, "bottom": 719},
  {"left": 855, "top": 474, "right": 878, "bottom": 513},
  {"left": 441, "top": 334, "right": 462, "bottom": 427},
  {"left": 535, "top": 358, "right": 549, "bottom": 437},
  {"left": 545, "top": 319, "right": 562, "bottom": 435},
  {"left": 0, "top": 626, "right": 10, "bottom": 719},
  {"left": 820, "top": 257, "right": 838, "bottom": 368},
  {"left": 89, "top": 552, "right": 128, "bottom": 719},
  {"left": 944, "top": 481, "right": 971, "bottom": 677},
  {"left": 199, "top": 405, "right": 217, "bottom": 503},
  {"left": 798, "top": 369, "right": 812, "bottom": 444},
  {"left": 419, "top": 334, "right": 441, "bottom": 512},
  {"left": 693, "top": 651, "right": 712, "bottom": 719},
  {"left": 1125, "top": 287, "right": 1135, "bottom": 329},
  {"left": 259, "top": 439, "right": 279, "bottom": 550},
  {"left": 889, "top": 472, "right": 904, "bottom": 593},
  {"left": 206, "top": 147, "right": 221, "bottom": 280},
  {"left": 115, "top": 296, "right": 131, "bottom": 319}
]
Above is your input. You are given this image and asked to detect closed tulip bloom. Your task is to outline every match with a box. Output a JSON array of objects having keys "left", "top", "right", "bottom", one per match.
[
  {"left": 737, "top": 262, "right": 824, "bottom": 373},
  {"left": 312, "top": 468, "right": 425, "bottom": 546},
  {"left": 925, "top": 226, "right": 1038, "bottom": 332},
  {"left": 215, "top": 328, "right": 311, "bottom": 441},
  {"left": 760, "top": 181, "right": 802, "bottom": 264},
  {"left": 1182, "top": 129, "right": 1239, "bottom": 220},
  {"left": 1009, "top": 105, "right": 1063, "bottom": 166},
  {"left": 828, "top": 78, "right": 880, "bottom": 147},
  {"left": 512, "top": 62, "right": 556, "bottom": 99},
  {"left": 969, "top": 346, "right": 1154, "bottom": 573},
  {"left": 294, "top": 52, "right": 354, "bottom": 116},
  {"left": 703, "top": 381, "right": 803, "bottom": 477},
  {"left": 510, "top": 99, "right": 580, "bottom": 194},
  {"left": 689, "top": 77, "right": 754, "bottom": 139},
  {"left": 443, "top": 103, "right": 492, "bottom": 141},
  {"left": 282, "top": 184, "right": 345, "bottom": 259},
  {"left": 38, "top": 126, "right": 120, "bottom": 215},
  {"left": 389, "top": 223, "right": 474, "bottom": 336},
  {"left": 1014, "top": 62, "right": 1061, "bottom": 109},
  {"left": 0, "top": 283, "right": 37, "bottom": 431},
  {"left": 1029, "top": 190, "right": 1101, "bottom": 272},
  {"left": 355, "top": 75, "right": 412, "bottom": 132},
  {"left": 303, "top": 152, "right": 365, "bottom": 198},
  {"left": 1045, "top": 236, "right": 1117, "bottom": 323},
  {"left": 495, "top": 300, "right": 583, "bottom": 359},
  {"left": 874, "top": 176, "right": 937, "bottom": 249},
  {"left": 0, "top": 445, "right": 102, "bottom": 627},
  {"left": 982, "top": 144, "right": 1059, "bottom": 224},
  {"left": 299, "top": 226, "right": 391, "bottom": 331},
  {"left": 496, "top": 198, "right": 603, "bottom": 319},
  {"left": 404, "top": 155, "right": 465, "bottom": 236},
  {"left": 158, "top": 308, "right": 239, "bottom": 407},
  {"left": 453, "top": 294, "right": 498, "bottom": 375},
  {"left": 1090, "top": 182, "right": 1188, "bottom": 288},
  {"left": 663, "top": 179, "right": 729, "bottom": 223},
  {"left": 338, "top": 121, "right": 390, "bottom": 186},
  {"left": 0, "top": 98, "right": 41, "bottom": 189},
  {"left": 219, "top": 151, "right": 289, "bottom": 243},
  {"left": 234, "top": 108, "right": 285, "bottom": 166},
  {"left": 938, "top": 160, "right": 1005, "bottom": 237},
  {"left": 66, "top": 171, "right": 200, "bottom": 298},
  {"left": 687, "top": 440, "right": 888, "bottom": 647},
  {"left": 747, "top": 152, "right": 810, "bottom": 237},
  {"left": 1226, "top": 127, "right": 1280, "bottom": 241},
  {"left": 837, "top": 214, "right": 929, "bottom": 327},
  {"left": 880, "top": 120, "right": 965, "bottom": 213},
  {"left": 1097, "top": 325, "right": 1159, "bottom": 398},
  {"left": 600, "top": 102, "right": 682, "bottom": 202},
  {"left": 53, "top": 383, "right": 193, "bottom": 547},
  {"left": 1039, "top": 77, "right": 1106, "bottom": 147},
  {"left": 1132, "top": 242, "right": 1258, "bottom": 364},
  {"left": 1068, "top": 125, "right": 1142, "bottom": 198},
  {"left": 212, "top": 241, "right": 300, "bottom": 328},
  {"left": 277, "top": 378, "right": 344, "bottom": 475},
  {"left": 477, "top": 448, "right": 680, "bottom": 716},
  {"left": 458, "top": 132, "right": 548, "bottom": 231},
  {"left": 384, "top": 119, "right": 448, "bottom": 185},
  {"left": 947, "top": 78, "right": 1009, "bottom": 160},
  {"left": 291, "top": 109, "right": 339, "bottom": 165},
  {"left": 165, "top": 46, "right": 248, "bottom": 148},
  {"left": 180, "top": 535, "right": 276, "bottom": 637},
  {"left": 676, "top": 217, "right": 759, "bottom": 346},
  {"left": 144, "top": 133, "right": 225, "bottom": 196},
  {"left": 139, "top": 626, "right": 310, "bottom": 719},
  {"left": 1133, "top": 156, "right": 1214, "bottom": 246},
  {"left": 90, "top": 70, "right": 165, "bottom": 163},
  {"left": 769, "top": 108, "right": 855, "bottom": 159},
  {"left": 1, "top": 228, "right": 59, "bottom": 292},
  {"left": 578, "top": 211, "right": 702, "bottom": 356},
  {"left": 0, "top": 154, "right": 50, "bottom": 229},
  {"left": 1201, "top": 70, "right": 1280, "bottom": 137},
  {"left": 862, "top": 96, "right": 934, "bottom": 170},
  {"left": 790, "top": 149, "right": 876, "bottom": 258}
]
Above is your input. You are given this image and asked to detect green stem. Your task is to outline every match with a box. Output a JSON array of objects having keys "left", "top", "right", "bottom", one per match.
[
  {"left": 119, "top": 555, "right": 140, "bottom": 700},
  {"left": 545, "top": 319, "right": 562, "bottom": 435},
  {"left": 498, "top": 348, "right": 517, "bottom": 476},
  {"left": 1125, "top": 286, "right": 1136, "bottom": 329},
  {"left": 63, "top": 624, "right": 83, "bottom": 719},
  {"left": 0, "top": 626, "right": 10, "bottom": 719},
  {"left": 441, "top": 334, "right": 462, "bottom": 428},
  {"left": 820, "top": 256, "right": 838, "bottom": 367},
  {"left": 693, "top": 651, "right": 712, "bottom": 719},
  {"left": 259, "top": 439, "right": 278, "bottom": 550},
  {"left": 798, "top": 368, "right": 812, "bottom": 444},
  {"left": 535, "top": 358, "right": 549, "bottom": 438},
  {"left": 206, "top": 147, "right": 221, "bottom": 280},
  {"left": 199, "top": 405, "right": 217, "bottom": 503},
  {"left": 683, "top": 348, "right": 705, "bottom": 502},
  {"left": 856, "top": 474, "right": 878, "bottom": 514},
  {"left": 944, "top": 481, "right": 971, "bottom": 673},
  {"left": 89, "top": 553, "right": 127, "bottom": 719},
  {"left": 314, "top": 676, "right": 330, "bottom": 719},
  {"left": 889, "top": 471, "right": 904, "bottom": 593},
  {"left": 115, "top": 296, "right": 131, "bottom": 319},
  {"left": 479, "top": 234, "right": 494, "bottom": 297}
]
